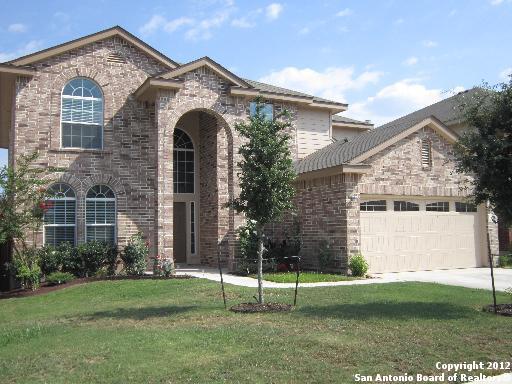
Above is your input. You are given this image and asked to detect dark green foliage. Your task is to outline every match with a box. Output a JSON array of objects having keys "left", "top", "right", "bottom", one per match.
[
  {"left": 499, "top": 253, "right": 512, "bottom": 268},
  {"left": 45, "top": 271, "right": 75, "bottom": 285},
  {"left": 348, "top": 254, "right": 369, "bottom": 277},
  {"left": 39, "top": 244, "right": 62, "bottom": 275},
  {"left": 318, "top": 240, "right": 333, "bottom": 272},
  {"left": 74, "top": 242, "right": 118, "bottom": 277},
  {"left": 12, "top": 248, "right": 41, "bottom": 290},
  {"left": 454, "top": 81, "right": 512, "bottom": 224},
  {"left": 121, "top": 233, "right": 149, "bottom": 275}
]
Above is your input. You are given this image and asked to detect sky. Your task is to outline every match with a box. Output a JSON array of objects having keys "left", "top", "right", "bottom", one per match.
[{"left": 0, "top": 0, "right": 511, "bottom": 166}]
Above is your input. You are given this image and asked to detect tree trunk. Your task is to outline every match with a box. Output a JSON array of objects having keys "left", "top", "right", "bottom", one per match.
[{"left": 256, "top": 224, "right": 264, "bottom": 304}]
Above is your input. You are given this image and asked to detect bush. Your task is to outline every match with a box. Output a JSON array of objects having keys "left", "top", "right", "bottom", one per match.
[
  {"left": 46, "top": 271, "right": 75, "bottom": 285},
  {"left": 499, "top": 253, "right": 512, "bottom": 268},
  {"left": 348, "top": 254, "right": 369, "bottom": 277},
  {"left": 121, "top": 233, "right": 148, "bottom": 275},
  {"left": 39, "top": 244, "right": 63, "bottom": 275},
  {"left": 12, "top": 248, "right": 41, "bottom": 290},
  {"left": 74, "top": 241, "right": 118, "bottom": 277},
  {"left": 318, "top": 240, "right": 333, "bottom": 272}
]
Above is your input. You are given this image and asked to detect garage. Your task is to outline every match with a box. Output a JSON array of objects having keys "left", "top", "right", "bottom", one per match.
[{"left": 360, "top": 198, "right": 484, "bottom": 273}]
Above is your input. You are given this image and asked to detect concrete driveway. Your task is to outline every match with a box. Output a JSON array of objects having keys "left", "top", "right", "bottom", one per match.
[{"left": 377, "top": 268, "right": 512, "bottom": 292}]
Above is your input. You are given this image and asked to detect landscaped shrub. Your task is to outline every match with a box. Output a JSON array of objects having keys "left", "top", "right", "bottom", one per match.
[
  {"left": 46, "top": 271, "right": 75, "bottom": 285},
  {"left": 237, "top": 221, "right": 260, "bottom": 274},
  {"left": 499, "top": 253, "right": 512, "bottom": 268},
  {"left": 12, "top": 248, "right": 41, "bottom": 290},
  {"left": 121, "top": 233, "right": 148, "bottom": 275},
  {"left": 318, "top": 239, "right": 333, "bottom": 272},
  {"left": 74, "top": 242, "right": 118, "bottom": 277},
  {"left": 348, "top": 254, "right": 369, "bottom": 277},
  {"left": 39, "top": 244, "right": 63, "bottom": 275}
]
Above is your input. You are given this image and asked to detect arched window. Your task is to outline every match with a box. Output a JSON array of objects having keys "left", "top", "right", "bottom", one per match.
[
  {"left": 173, "top": 128, "right": 194, "bottom": 193},
  {"left": 61, "top": 78, "right": 103, "bottom": 149},
  {"left": 44, "top": 183, "right": 76, "bottom": 246},
  {"left": 86, "top": 185, "right": 116, "bottom": 244}
]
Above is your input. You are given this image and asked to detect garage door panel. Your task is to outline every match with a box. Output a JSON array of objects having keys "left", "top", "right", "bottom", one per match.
[{"left": 361, "top": 204, "right": 480, "bottom": 273}]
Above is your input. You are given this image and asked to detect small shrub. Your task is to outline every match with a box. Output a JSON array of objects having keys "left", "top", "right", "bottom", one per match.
[
  {"left": 46, "top": 271, "right": 75, "bottom": 285},
  {"left": 39, "top": 244, "right": 63, "bottom": 275},
  {"left": 74, "top": 242, "right": 118, "bottom": 277},
  {"left": 121, "top": 233, "right": 148, "bottom": 275},
  {"left": 153, "top": 256, "right": 173, "bottom": 277},
  {"left": 499, "top": 253, "right": 512, "bottom": 268},
  {"left": 348, "top": 254, "right": 369, "bottom": 277},
  {"left": 318, "top": 239, "right": 333, "bottom": 272},
  {"left": 12, "top": 248, "right": 41, "bottom": 290}
]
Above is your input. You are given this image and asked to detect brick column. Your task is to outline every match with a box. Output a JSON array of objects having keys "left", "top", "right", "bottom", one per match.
[
  {"left": 344, "top": 173, "right": 362, "bottom": 264},
  {"left": 155, "top": 90, "right": 174, "bottom": 265}
]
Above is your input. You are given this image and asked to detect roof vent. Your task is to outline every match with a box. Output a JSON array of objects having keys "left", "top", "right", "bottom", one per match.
[{"left": 107, "top": 51, "right": 126, "bottom": 64}]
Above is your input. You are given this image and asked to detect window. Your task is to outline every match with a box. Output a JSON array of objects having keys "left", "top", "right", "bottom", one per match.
[
  {"left": 455, "top": 202, "right": 477, "bottom": 212},
  {"left": 394, "top": 201, "right": 420, "bottom": 211},
  {"left": 190, "top": 202, "right": 196, "bottom": 254},
  {"left": 61, "top": 78, "right": 103, "bottom": 149},
  {"left": 426, "top": 201, "right": 449, "bottom": 212},
  {"left": 173, "top": 128, "right": 194, "bottom": 194},
  {"left": 44, "top": 183, "right": 76, "bottom": 246},
  {"left": 421, "top": 140, "right": 432, "bottom": 167},
  {"left": 249, "top": 102, "right": 273, "bottom": 121},
  {"left": 360, "top": 200, "right": 387, "bottom": 211},
  {"left": 86, "top": 185, "right": 116, "bottom": 244}
]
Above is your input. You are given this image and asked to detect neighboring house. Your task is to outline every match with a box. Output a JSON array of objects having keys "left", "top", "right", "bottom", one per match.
[{"left": 0, "top": 26, "right": 498, "bottom": 273}]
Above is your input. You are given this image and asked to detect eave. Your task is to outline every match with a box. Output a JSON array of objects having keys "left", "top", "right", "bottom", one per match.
[{"left": 134, "top": 78, "right": 184, "bottom": 101}]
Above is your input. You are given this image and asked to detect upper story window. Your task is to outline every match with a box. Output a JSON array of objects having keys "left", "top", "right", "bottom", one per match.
[
  {"left": 421, "top": 139, "right": 432, "bottom": 167},
  {"left": 360, "top": 200, "right": 387, "bottom": 212},
  {"left": 249, "top": 102, "right": 273, "bottom": 121},
  {"left": 455, "top": 202, "right": 477, "bottom": 212},
  {"left": 44, "top": 183, "right": 76, "bottom": 246},
  {"left": 86, "top": 185, "right": 116, "bottom": 244},
  {"left": 394, "top": 201, "right": 420, "bottom": 211},
  {"left": 61, "top": 78, "right": 103, "bottom": 149},
  {"left": 173, "top": 128, "right": 195, "bottom": 194},
  {"left": 426, "top": 201, "right": 449, "bottom": 212}
]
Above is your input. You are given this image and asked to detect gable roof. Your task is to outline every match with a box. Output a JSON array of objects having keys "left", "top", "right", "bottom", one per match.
[
  {"left": 6, "top": 26, "right": 179, "bottom": 69},
  {"left": 332, "top": 115, "right": 373, "bottom": 129},
  {"left": 295, "top": 89, "right": 481, "bottom": 175},
  {"left": 158, "top": 56, "right": 251, "bottom": 88}
]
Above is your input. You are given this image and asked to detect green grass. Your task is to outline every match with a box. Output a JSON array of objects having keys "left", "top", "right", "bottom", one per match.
[
  {"left": 0, "top": 279, "right": 511, "bottom": 383},
  {"left": 252, "top": 271, "right": 358, "bottom": 283}
]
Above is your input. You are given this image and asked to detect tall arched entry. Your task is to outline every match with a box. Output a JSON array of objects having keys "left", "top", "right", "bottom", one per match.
[{"left": 171, "top": 108, "right": 237, "bottom": 267}]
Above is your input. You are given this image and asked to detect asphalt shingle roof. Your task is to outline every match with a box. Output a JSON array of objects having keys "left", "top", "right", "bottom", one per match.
[
  {"left": 332, "top": 115, "right": 373, "bottom": 126},
  {"left": 295, "top": 88, "right": 482, "bottom": 174}
]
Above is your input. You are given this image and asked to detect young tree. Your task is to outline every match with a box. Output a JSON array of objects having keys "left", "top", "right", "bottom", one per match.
[
  {"left": 232, "top": 99, "right": 296, "bottom": 303},
  {"left": 454, "top": 81, "right": 512, "bottom": 223},
  {"left": 0, "top": 151, "right": 51, "bottom": 253}
]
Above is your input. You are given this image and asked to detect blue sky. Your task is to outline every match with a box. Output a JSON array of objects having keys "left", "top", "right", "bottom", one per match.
[{"left": 1, "top": 0, "right": 511, "bottom": 166}]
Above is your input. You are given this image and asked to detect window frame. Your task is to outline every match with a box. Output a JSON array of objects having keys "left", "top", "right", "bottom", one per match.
[
  {"left": 393, "top": 200, "right": 420, "bottom": 212},
  {"left": 60, "top": 77, "right": 104, "bottom": 150},
  {"left": 249, "top": 101, "right": 274, "bottom": 121},
  {"left": 43, "top": 183, "right": 77, "bottom": 246},
  {"left": 360, "top": 200, "right": 387, "bottom": 212},
  {"left": 173, "top": 128, "right": 195, "bottom": 194},
  {"left": 85, "top": 185, "right": 117, "bottom": 244},
  {"left": 455, "top": 202, "right": 477, "bottom": 213},
  {"left": 426, "top": 201, "right": 450, "bottom": 212}
]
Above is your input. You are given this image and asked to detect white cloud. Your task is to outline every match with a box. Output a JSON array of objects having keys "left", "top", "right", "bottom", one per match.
[
  {"left": 346, "top": 80, "right": 465, "bottom": 126},
  {"left": 423, "top": 40, "right": 438, "bottom": 48},
  {"left": 394, "top": 18, "right": 404, "bottom": 25},
  {"left": 139, "top": 15, "right": 193, "bottom": 36},
  {"left": 490, "top": 0, "right": 504, "bottom": 5},
  {"left": 186, "top": 10, "right": 232, "bottom": 40},
  {"left": 298, "top": 27, "right": 310, "bottom": 35},
  {"left": 7, "top": 23, "right": 27, "bottom": 33},
  {"left": 231, "top": 17, "right": 256, "bottom": 28},
  {"left": 336, "top": 8, "right": 353, "bottom": 17},
  {"left": 500, "top": 67, "right": 512, "bottom": 80},
  {"left": 0, "top": 40, "right": 44, "bottom": 62},
  {"left": 266, "top": 3, "right": 283, "bottom": 20},
  {"left": 403, "top": 56, "right": 418, "bottom": 66},
  {"left": 259, "top": 66, "right": 383, "bottom": 103}
]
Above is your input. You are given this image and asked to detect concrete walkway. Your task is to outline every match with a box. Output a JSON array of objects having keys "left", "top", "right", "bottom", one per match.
[{"left": 175, "top": 266, "right": 512, "bottom": 291}]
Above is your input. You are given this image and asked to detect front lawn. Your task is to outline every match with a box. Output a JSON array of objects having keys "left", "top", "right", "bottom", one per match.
[
  {"left": 0, "top": 279, "right": 511, "bottom": 383},
  {"left": 253, "top": 271, "right": 358, "bottom": 283}
]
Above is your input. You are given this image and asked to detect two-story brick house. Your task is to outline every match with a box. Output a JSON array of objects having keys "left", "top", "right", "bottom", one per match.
[{"left": 0, "top": 26, "right": 498, "bottom": 273}]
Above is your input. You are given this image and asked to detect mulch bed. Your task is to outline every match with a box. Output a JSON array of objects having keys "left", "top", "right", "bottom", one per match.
[
  {"left": 230, "top": 302, "right": 293, "bottom": 313},
  {"left": 484, "top": 304, "right": 512, "bottom": 317},
  {"left": 0, "top": 274, "right": 194, "bottom": 300}
]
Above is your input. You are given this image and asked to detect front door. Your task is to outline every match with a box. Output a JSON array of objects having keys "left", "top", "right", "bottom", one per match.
[{"left": 173, "top": 202, "right": 187, "bottom": 264}]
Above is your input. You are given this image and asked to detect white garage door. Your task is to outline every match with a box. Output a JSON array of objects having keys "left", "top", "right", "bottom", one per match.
[{"left": 360, "top": 199, "right": 483, "bottom": 273}]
